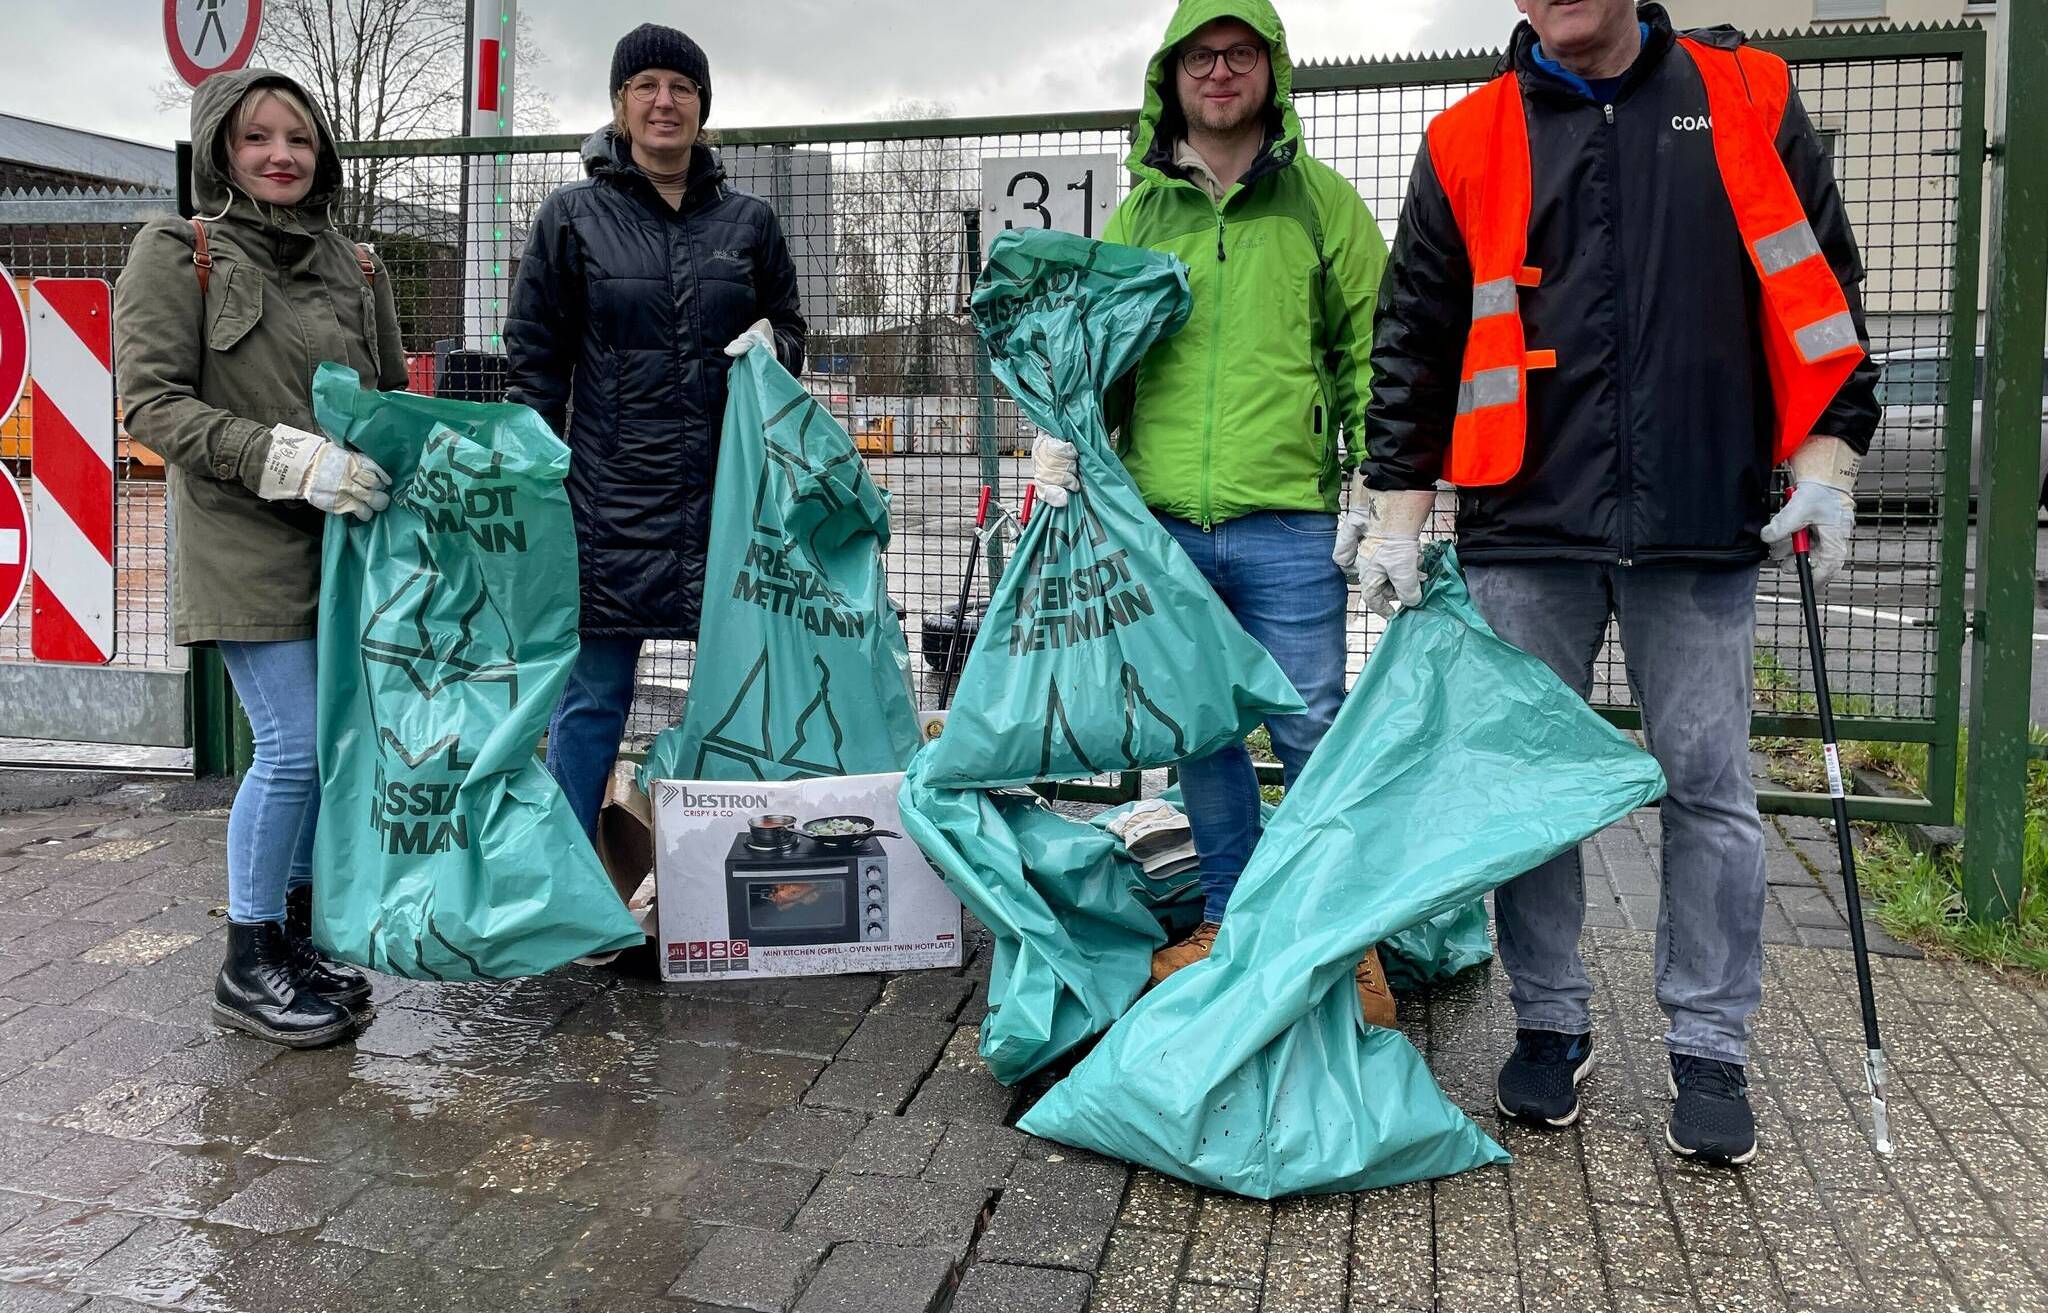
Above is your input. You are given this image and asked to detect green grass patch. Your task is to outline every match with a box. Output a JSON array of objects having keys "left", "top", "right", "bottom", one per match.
[{"left": 1752, "top": 651, "right": 2046, "bottom": 974}]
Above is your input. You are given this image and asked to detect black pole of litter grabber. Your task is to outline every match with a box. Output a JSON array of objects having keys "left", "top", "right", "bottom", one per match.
[
  {"left": 935, "top": 485, "right": 993, "bottom": 710},
  {"left": 1790, "top": 510, "right": 1894, "bottom": 1157}
]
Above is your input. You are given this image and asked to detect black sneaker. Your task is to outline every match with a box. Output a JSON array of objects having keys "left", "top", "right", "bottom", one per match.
[
  {"left": 1666, "top": 1055, "right": 1758, "bottom": 1165},
  {"left": 1496, "top": 1029, "right": 1595, "bottom": 1127}
]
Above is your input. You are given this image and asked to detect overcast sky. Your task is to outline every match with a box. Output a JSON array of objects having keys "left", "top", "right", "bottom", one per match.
[{"left": 5, "top": 0, "right": 1521, "bottom": 147}]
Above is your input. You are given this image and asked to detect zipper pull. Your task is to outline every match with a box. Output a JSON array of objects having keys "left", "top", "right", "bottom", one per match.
[
  {"left": 1604, "top": 103, "right": 1616, "bottom": 125},
  {"left": 1217, "top": 226, "right": 1227, "bottom": 262}
]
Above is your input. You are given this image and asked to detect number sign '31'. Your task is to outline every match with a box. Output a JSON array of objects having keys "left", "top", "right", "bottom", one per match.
[{"left": 981, "top": 155, "right": 1121, "bottom": 241}]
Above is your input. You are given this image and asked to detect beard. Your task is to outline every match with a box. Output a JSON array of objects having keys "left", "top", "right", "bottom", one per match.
[{"left": 1183, "top": 90, "right": 1264, "bottom": 137}]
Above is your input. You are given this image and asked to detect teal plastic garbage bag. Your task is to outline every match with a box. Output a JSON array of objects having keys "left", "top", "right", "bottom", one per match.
[
  {"left": 900, "top": 229, "right": 1306, "bottom": 1082},
  {"left": 905, "top": 787, "right": 1161, "bottom": 1082},
  {"left": 1381, "top": 898, "right": 1493, "bottom": 994},
  {"left": 912, "top": 229, "right": 1304, "bottom": 790},
  {"left": 640, "top": 350, "right": 921, "bottom": 786},
  {"left": 1019, "top": 546, "right": 1668, "bottom": 1196},
  {"left": 309, "top": 365, "right": 642, "bottom": 979}
]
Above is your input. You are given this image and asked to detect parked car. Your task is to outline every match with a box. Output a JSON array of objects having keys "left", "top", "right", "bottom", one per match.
[{"left": 1858, "top": 347, "right": 2048, "bottom": 512}]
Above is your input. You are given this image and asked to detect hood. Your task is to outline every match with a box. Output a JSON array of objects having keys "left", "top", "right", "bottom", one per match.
[
  {"left": 1128, "top": 0, "right": 1302, "bottom": 183},
  {"left": 188, "top": 67, "right": 346, "bottom": 224}
]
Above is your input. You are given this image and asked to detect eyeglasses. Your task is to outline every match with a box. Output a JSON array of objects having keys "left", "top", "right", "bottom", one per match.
[
  {"left": 1180, "top": 43, "right": 1263, "bottom": 79},
  {"left": 625, "top": 76, "right": 701, "bottom": 104}
]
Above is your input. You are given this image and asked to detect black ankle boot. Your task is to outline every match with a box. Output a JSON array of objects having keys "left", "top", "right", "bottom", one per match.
[
  {"left": 214, "top": 921, "right": 357, "bottom": 1049},
  {"left": 285, "top": 885, "right": 373, "bottom": 1010}
]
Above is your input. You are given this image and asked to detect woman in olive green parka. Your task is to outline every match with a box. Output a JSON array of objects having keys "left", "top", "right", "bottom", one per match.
[{"left": 114, "top": 68, "right": 405, "bottom": 1050}]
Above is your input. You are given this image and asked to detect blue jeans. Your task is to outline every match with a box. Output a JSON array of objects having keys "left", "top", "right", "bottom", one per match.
[
  {"left": 219, "top": 639, "right": 319, "bottom": 924},
  {"left": 1158, "top": 512, "right": 1350, "bottom": 923},
  {"left": 1464, "top": 561, "right": 1766, "bottom": 1066},
  {"left": 545, "top": 637, "right": 644, "bottom": 840}
]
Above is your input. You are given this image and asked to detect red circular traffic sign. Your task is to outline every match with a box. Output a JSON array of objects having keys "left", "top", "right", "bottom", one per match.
[
  {"left": 0, "top": 474, "right": 27, "bottom": 631},
  {"left": 164, "top": 0, "right": 264, "bottom": 89},
  {"left": 0, "top": 263, "right": 24, "bottom": 426}
]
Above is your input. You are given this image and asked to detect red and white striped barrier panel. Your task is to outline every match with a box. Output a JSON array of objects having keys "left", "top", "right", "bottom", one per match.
[{"left": 28, "top": 279, "right": 116, "bottom": 664}]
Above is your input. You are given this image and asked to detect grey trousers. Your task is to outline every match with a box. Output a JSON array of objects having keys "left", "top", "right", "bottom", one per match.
[{"left": 1465, "top": 560, "right": 1767, "bottom": 1066}]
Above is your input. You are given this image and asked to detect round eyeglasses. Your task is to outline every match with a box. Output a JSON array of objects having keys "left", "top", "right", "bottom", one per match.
[
  {"left": 626, "top": 76, "right": 701, "bottom": 104},
  {"left": 1180, "top": 43, "right": 1262, "bottom": 79}
]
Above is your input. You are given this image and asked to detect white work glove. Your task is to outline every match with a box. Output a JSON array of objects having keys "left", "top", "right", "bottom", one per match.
[
  {"left": 1761, "top": 435, "right": 1860, "bottom": 589},
  {"left": 724, "top": 318, "right": 775, "bottom": 358},
  {"left": 1344, "top": 484, "right": 1436, "bottom": 618},
  {"left": 1032, "top": 434, "right": 1080, "bottom": 510},
  {"left": 257, "top": 423, "right": 391, "bottom": 523}
]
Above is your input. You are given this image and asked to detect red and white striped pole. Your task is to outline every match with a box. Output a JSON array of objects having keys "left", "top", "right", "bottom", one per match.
[
  {"left": 27, "top": 278, "right": 116, "bottom": 664},
  {"left": 464, "top": 0, "right": 517, "bottom": 352}
]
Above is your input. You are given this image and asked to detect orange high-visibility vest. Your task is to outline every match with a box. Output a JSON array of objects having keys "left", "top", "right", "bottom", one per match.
[{"left": 1425, "top": 37, "right": 1865, "bottom": 487}]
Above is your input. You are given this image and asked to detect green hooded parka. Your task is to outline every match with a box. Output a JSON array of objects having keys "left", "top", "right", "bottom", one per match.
[
  {"left": 1105, "top": 0, "right": 1387, "bottom": 528},
  {"left": 114, "top": 68, "right": 407, "bottom": 646}
]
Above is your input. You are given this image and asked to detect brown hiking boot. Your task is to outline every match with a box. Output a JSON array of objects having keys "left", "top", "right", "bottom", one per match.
[
  {"left": 1356, "top": 946, "right": 1398, "bottom": 1029},
  {"left": 1151, "top": 921, "right": 1219, "bottom": 985}
]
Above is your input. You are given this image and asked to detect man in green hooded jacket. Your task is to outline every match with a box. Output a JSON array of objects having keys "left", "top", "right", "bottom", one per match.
[{"left": 1032, "top": 0, "right": 1394, "bottom": 1021}]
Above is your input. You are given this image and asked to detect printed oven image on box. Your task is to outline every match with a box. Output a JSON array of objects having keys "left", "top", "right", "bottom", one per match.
[
  {"left": 652, "top": 774, "right": 961, "bottom": 980},
  {"left": 724, "top": 822, "right": 890, "bottom": 947}
]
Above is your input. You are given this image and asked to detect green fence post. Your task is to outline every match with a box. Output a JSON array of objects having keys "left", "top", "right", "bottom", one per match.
[
  {"left": 189, "top": 647, "right": 252, "bottom": 779},
  {"left": 1962, "top": 1, "right": 2048, "bottom": 922},
  {"left": 964, "top": 208, "right": 1007, "bottom": 580}
]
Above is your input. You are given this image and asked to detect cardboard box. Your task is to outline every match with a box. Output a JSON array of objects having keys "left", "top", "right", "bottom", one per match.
[
  {"left": 595, "top": 760, "right": 655, "bottom": 903},
  {"left": 650, "top": 771, "right": 962, "bottom": 981}
]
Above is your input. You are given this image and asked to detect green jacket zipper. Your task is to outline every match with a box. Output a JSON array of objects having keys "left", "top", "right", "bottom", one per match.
[{"left": 1200, "top": 203, "right": 1229, "bottom": 530}]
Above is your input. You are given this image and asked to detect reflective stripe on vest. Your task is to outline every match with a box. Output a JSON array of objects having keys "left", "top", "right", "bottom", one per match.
[
  {"left": 1681, "top": 37, "right": 1865, "bottom": 463},
  {"left": 1426, "top": 71, "right": 1539, "bottom": 487},
  {"left": 1423, "top": 39, "right": 1866, "bottom": 487}
]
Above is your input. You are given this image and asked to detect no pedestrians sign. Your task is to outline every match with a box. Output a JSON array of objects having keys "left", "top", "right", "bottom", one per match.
[{"left": 165, "top": 0, "right": 264, "bottom": 89}]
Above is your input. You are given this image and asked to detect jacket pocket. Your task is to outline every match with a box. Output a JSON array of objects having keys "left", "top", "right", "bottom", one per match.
[{"left": 205, "top": 262, "right": 261, "bottom": 353}]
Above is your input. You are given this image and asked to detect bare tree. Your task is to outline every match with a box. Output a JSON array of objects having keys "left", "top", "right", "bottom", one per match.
[
  {"left": 834, "top": 101, "right": 970, "bottom": 397},
  {"left": 158, "top": 0, "right": 554, "bottom": 233}
]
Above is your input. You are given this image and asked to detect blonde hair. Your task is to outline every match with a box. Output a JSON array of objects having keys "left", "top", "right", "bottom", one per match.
[{"left": 230, "top": 84, "right": 319, "bottom": 141}]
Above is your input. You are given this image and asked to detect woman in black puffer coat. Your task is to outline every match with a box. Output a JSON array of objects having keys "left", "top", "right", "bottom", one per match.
[{"left": 506, "top": 22, "right": 805, "bottom": 837}]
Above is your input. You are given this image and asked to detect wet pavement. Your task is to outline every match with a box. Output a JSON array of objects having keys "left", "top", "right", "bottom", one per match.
[{"left": 0, "top": 773, "right": 2041, "bottom": 1312}]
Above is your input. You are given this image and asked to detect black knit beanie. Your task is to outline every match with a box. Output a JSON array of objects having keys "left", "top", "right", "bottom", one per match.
[{"left": 609, "top": 23, "right": 712, "bottom": 123}]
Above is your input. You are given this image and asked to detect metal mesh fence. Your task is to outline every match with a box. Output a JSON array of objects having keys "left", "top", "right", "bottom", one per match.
[
  {"left": 0, "top": 32, "right": 1976, "bottom": 763},
  {"left": 0, "top": 211, "right": 181, "bottom": 673}
]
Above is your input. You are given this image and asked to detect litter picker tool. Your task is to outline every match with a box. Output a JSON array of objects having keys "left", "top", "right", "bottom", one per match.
[
  {"left": 934, "top": 485, "right": 993, "bottom": 710},
  {"left": 1788, "top": 496, "right": 1894, "bottom": 1157},
  {"left": 932, "top": 479, "right": 1040, "bottom": 710}
]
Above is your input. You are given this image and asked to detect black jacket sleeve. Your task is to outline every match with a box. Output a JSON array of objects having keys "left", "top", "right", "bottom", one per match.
[
  {"left": 1779, "top": 87, "right": 1880, "bottom": 451},
  {"left": 503, "top": 192, "right": 583, "bottom": 436},
  {"left": 1359, "top": 142, "right": 1473, "bottom": 490},
  {"left": 753, "top": 206, "right": 808, "bottom": 376}
]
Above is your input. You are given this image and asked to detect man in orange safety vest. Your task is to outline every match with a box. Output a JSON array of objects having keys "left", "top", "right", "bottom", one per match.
[{"left": 1353, "top": 0, "right": 1880, "bottom": 1166}]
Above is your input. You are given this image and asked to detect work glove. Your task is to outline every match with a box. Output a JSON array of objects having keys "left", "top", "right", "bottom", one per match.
[
  {"left": 1032, "top": 434, "right": 1080, "bottom": 509},
  {"left": 1342, "top": 481, "right": 1435, "bottom": 618},
  {"left": 1761, "top": 435, "right": 1860, "bottom": 589},
  {"left": 724, "top": 318, "right": 775, "bottom": 358},
  {"left": 257, "top": 423, "right": 391, "bottom": 523}
]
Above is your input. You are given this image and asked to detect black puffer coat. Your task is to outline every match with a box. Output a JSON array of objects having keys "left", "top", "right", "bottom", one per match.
[
  {"left": 505, "top": 130, "right": 805, "bottom": 638},
  {"left": 1362, "top": 8, "right": 1879, "bottom": 566}
]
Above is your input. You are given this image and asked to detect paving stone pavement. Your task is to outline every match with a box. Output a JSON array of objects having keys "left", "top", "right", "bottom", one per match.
[{"left": 0, "top": 774, "right": 2040, "bottom": 1312}]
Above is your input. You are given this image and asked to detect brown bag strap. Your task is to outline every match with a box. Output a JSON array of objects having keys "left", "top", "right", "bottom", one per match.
[
  {"left": 188, "top": 220, "right": 373, "bottom": 296},
  {"left": 188, "top": 218, "right": 213, "bottom": 296}
]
